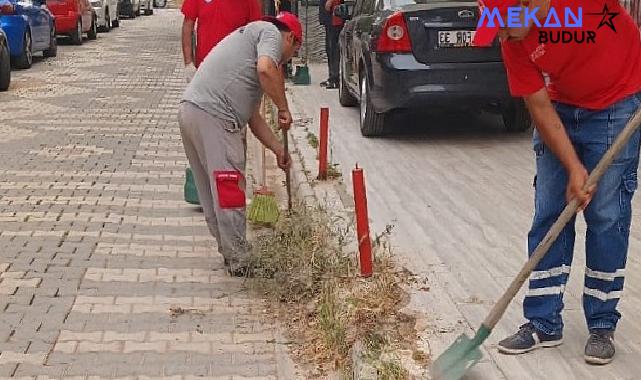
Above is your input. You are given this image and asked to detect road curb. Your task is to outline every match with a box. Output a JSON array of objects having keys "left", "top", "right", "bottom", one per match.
[{"left": 287, "top": 89, "right": 378, "bottom": 380}]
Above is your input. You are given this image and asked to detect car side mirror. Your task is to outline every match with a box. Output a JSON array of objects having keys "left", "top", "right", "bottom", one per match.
[{"left": 334, "top": 3, "right": 352, "bottom": 20}]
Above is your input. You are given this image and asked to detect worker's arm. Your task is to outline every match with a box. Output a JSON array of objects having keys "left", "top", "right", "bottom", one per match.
[
  {"left": 248, "top": 106, "right": 291, "bottom": 170},
  {"left": 182, "top": 18, "right": 195, "bottom": 65},
  {"left": 524, "top": 88, "right": 594, "bottom": 210},
  {"left": 257, "top": 56, "right": 292, "bottom": 129}
]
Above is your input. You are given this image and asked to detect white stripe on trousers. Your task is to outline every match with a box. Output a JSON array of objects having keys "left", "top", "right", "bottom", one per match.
[
  {"left": 585, "top": 268, "right": 625, "bottom": 282},
  {"left": 526, "top": 285, "right": 566, "bottom": 297},
  {"left": 584, "top": 287, "right": 623, "bottom": 301},
  {"left": 530, "top": 265, "right": 571, "bottom": 280}
]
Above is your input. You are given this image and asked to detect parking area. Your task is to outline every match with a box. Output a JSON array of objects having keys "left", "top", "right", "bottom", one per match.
[{"left": 289, "top": 64, "right": 641, "bottom": 380}]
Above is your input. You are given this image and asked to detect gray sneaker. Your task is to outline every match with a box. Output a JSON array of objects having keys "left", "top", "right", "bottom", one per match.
[
  {"left": 498, "top": 323, "right": 563, "bottom": 354},
  {"left": 584, "top": 329, "right": 615, "bottom": 365}
]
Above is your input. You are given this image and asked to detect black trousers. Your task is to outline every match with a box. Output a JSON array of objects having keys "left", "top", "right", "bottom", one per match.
[{"left": 325, "top": 24, "right": 342, "bottom": 83}]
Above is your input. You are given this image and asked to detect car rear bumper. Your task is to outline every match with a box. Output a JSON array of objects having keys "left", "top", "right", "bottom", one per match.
[
  {"left": 55, "top": 14, "right": 79, "bottom": 34},
  {"left": 369, "top": 53, "right": 514, "bottom": 113},
  {"left": 0, "top": 16, "right": 26, "bottom": 57}
]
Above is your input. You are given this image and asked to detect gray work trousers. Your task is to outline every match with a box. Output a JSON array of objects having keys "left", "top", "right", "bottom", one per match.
[{"left": 178, "top": 102, "right": 250, "bottom": 265}]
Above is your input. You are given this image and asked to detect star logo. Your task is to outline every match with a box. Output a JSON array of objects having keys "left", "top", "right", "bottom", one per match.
[{"left": 586, "top": 4, "right": 619, "bottom": 32}]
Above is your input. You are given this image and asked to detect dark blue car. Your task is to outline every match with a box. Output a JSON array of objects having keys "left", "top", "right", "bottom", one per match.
[
  {"left": 0, "top": 26, "right": 10, "bottom": 90},
  {"left": 0, "top": 0, "right": 57, "bottom": 69}
]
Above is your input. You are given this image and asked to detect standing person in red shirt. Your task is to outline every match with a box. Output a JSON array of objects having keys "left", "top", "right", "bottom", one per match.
[
  {"left": 474, "top": 0, "right": 641, "bottom": 365},
  {"left": 181, "top": 0, "right": 262, "bottom": 82},
  {"left": 321, "top": 0, "right": 343, "bottom": 89}
]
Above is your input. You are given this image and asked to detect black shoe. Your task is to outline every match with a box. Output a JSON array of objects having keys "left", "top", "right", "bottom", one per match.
[
  {"left": 326, "top": 81, "right": 338, "bottom": 89},
  {"left": 320, "top": 79, "right": 330, "bottom": 87},
  {"left": 497, "top": 323, "right": 563, "bottom": 355},
  {"left": 226, "top": 262, "right": 254, "bottom": 277},
  {"left": 585, "top": 329, "right": 615, "bottom": 365}
]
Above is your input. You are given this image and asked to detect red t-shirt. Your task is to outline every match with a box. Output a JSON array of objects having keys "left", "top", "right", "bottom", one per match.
[
  {"left": 501, "top": 0, "right": 641, "bottom": 109},
  {"left": 182, "top": 0, "right": 262, "bottom": 67},
  {"left": 328, "top": 0, "right": 344, "bottom": 27}
]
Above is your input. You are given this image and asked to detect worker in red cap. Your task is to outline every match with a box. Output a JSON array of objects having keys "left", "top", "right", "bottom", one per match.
[
  {"left": 474, "top": 0, "right": 641, "bottom": 365},
  {"left": 181, "top": 0, "right": 262, "bottom": 82},
  {"left": 178, "top": 12, "right": 302, "bottom": 277}
]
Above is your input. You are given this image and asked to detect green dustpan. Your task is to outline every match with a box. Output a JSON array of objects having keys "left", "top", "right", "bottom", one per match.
[{"left": 431, "top": 106, "right": 641, "bottom": 380}]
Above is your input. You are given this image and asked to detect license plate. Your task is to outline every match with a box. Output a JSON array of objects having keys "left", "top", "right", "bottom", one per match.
[{"left": 438, "top": 30, "right": 475, "bottom": 48}]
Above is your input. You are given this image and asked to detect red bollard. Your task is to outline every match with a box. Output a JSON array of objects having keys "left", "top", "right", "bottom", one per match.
[
  {"left": 352, "top": 165, "right": 373, "bottom": 277},
  {"left": 318, "top": 107, "right": 329, "bottom": 180}
]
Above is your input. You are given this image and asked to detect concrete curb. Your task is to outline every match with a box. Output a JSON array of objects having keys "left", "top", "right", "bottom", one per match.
[{"left": 287, "top": 88, "right": 378, "bottom": 380}]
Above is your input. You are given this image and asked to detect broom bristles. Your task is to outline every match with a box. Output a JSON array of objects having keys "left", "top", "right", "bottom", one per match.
[{"left": 248, "top": 192, "right": 280, "bottom": 225}]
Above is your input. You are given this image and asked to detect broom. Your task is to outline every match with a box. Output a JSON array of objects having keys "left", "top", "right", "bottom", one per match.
[{"left": 247, "top": 98, "right": 280, "bottom": 226}]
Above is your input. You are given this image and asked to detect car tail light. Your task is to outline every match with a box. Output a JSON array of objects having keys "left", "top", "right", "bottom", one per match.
[
  {"left": 0, "top": 3, "right": 15, "bottom": 14},
  {"left": 376, "top": 12, "right": 412, "bottom": 53}
]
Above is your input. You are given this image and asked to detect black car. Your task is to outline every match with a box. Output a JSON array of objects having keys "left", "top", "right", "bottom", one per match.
[
  {"left": 0, "top": 27, "right": 10, "bottom": 92},
  {"left": 335, "top": 0, "right": 530, "bottom": 136}
]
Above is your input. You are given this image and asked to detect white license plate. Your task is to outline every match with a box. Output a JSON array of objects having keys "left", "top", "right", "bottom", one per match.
[{"left": 438, "top": 30, "right": 475, "bottom": 48}]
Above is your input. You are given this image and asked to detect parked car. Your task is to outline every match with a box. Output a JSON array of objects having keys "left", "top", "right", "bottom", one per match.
[
  {"left": 335, "top": 0, "right": 531, "bottom": 136},
  {"left": 0, "top": 26, "right": 10, "bottom": 91},
  {"left": 139, "top": 0, "right": 151, "bottom": 15},
  {"left": 0, "top": 0, "right": 57, "bottom": 69},
  {"left": 152, "top": 0, "right": 164, "bottom": 8},
  {"left": 46, "top": 0, "right": 97, "bottom": 45},
  {"left": 118, "top": 0, "right": 139, "bottom": 18},
  {"left": 91, "top": 0, "right": 118, "bottom": 31}
]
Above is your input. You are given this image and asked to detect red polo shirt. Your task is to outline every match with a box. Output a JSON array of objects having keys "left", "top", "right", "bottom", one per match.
[
  {"left": 500, "top": 0, "right": 641, "bottom": 109},
  {"left": 182, "top": 0, "right": 262, "bottom": 67}
]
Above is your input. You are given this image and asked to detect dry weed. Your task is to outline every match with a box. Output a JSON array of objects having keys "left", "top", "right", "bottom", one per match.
[{"left": 249, "top": 205, "right": 418, "bottom": 378}]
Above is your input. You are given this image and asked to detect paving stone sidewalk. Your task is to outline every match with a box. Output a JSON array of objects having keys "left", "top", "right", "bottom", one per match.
[{"left": 0, "top": 9, "right": 291, "bottom": 379}]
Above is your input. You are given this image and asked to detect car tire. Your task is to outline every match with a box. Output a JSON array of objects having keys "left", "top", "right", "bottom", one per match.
[
  {"left": 71, "top": 19, "right": 83, "bottom": 45},
  {"left": 359, "top": 71, "right": 387, "bottom": 137},
  {"left": 338, "top": 56, "right": 357, "bottom": 107},
  {"left": 88, "top": 16, "right": 98, "bottom": 40},
  {"left": 0, "top": 42, "right": 10, "bottom": 92},
  {"left": 12, "top": 30, "right": 33, "bottom": 69},
  {"left": 502, "top": 99, "right": 531, "bottom": 133},
  {"left": 43, "top": 26, "right": 57, "bottom": 58}
]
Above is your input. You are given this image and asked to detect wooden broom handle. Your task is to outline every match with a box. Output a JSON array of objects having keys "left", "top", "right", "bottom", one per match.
[{"left": 483, "top": 106, "right": 641, "bottom": 330}]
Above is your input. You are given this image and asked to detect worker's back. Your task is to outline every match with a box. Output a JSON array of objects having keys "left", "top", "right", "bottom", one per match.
[{"left": 182, "top": 21, "right": 283, "bottom": 128}]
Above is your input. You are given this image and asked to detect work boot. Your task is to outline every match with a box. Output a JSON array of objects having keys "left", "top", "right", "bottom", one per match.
[
  {"left": 326, "top": 80, "right": 338, "bottom": 89},
  {"left": 497, "top": 323, "right": 563, "bottom": 354},
  {"left": 584, "top": 329, "right": 615, "bottom": 365}
]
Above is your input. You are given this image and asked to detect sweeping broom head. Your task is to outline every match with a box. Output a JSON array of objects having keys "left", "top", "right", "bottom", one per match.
[{"left": 247, "top": 187, "right": 280, "bottom": 226}]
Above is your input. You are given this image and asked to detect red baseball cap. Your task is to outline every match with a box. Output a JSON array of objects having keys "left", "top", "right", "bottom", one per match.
[
  {"left": 473, "top": 0, "right": 518, "bottom": 47},
  {"left": 263, "top": 12, "right": 303, "bottom": 43}
]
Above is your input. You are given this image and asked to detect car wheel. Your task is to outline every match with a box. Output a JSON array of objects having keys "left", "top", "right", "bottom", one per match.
[
  {"left": 338, "top": 56, "right": 357, "bottom": 107},
  {"left": 0, "top": 42, "right": 10, "bottom": 91},
  {"left": 359, "top": 71, "right": 387, "bottom": 137},
  {"left": 71, "top": 19, "right": 83, "bottom": 45},
  {"left": 43, "top": 26, "right": 57, "bottom": 58},
  {"left": 12, "top": 30, "right": 33, "bottom": 69},
  {"left": 502, "top": 99, "right": 531, "bottom": 133},
  {"left": 88, "top": 16, "right": 98, "bottom": 40}
]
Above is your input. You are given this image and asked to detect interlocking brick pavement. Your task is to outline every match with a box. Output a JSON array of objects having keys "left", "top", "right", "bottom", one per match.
[{"left": 0, "top": 9, "right": 293, "bottom": 379}]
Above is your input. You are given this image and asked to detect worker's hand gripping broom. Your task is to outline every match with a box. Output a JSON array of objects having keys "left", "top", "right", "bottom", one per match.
[{"left": 431, "top": 104, "right": 641, "bottom": 380}]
